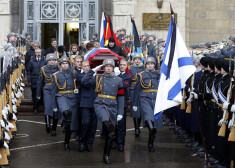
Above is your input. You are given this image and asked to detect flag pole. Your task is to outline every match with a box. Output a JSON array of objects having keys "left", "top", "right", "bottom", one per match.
[{"left": 192, "top": 99, "right": 210, "bottom": 167}]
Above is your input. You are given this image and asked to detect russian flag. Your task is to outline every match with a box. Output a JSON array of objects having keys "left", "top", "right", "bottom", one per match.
[{"left": 99, "top": 12, "right": 106, "bottom": 47}]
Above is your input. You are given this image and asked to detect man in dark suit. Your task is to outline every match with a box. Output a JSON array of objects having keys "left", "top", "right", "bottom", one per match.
[
  {"left": 77, "top": 60, "right": 97, "bottom": 152},
  {"left": 116, "top": 59, "right": 131, "bottom": 152},
  {"left": 27, "top": 48, "right": 47, "bottom": 114}
]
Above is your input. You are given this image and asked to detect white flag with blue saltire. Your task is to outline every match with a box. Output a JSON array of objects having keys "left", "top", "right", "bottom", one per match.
[{"left": 154, "top": 13, "right": 196, "bottom": 119}]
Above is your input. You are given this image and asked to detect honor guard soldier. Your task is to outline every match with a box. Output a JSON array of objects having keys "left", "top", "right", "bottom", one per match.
[
  {"left": 25, "top": 32, "right": 32, "bottom": 52},
  {"left": 7, "top": 32, "right": 16, "bottom": 45},
  {"left": 190, "top": 57, "right": 210, "bottom": 136},
  {"left": 27, "top": 48, "right": 47, "bottom": 114},
  {"left": 37, "top": 53, "right": 59, "bottom": 136},
  {"left": 51, "top": 56, "right": 79, "bottom": 151},
  {"left": 133, "top": 57, "right": 162, "bottom": 152},
  {"left": 147, "top": 34, "right": 157, "bottom": 59},
  {"left": 186, "top": 55, "right": 204, "bottom": 146},
  {"left": 222, "top": 67, "right": 235, "bottom": 168},
  {"left": 90, "top": 33, "right": 99, "bottom": 43},
  {"left": 77, "top": 60, "right": 97, "bottom": 152},
  {"left": 216, "top": 60, "right": 233, "bottom": 167},
  {"left": 129, "top": 53, "right": 144, "bottom": 137},
  {"left": 81, "top": 59, "right": 124, "bottom": 164},
  {"left": 221, "top": 36, "right": 235, "bottom": 58},
  {"left": 114, "top": 59, "right": 131, "bottom": 152}
]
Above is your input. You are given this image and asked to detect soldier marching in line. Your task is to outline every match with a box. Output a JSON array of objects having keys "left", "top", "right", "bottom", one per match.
[
  {"left": 81, "top": 59, "right": 124, "bottom": 164},
  {"left": 36, "top": 53, "right": 60, "bottom": 136},
  {"left": 51, "top": 56, "right": 79, "bottom": 151},
  {"left": 129, "top": 53, "right": 144, "bottom": 137},
  {"left": 133, "top": 57, "right": 162, "bottom": 152}
]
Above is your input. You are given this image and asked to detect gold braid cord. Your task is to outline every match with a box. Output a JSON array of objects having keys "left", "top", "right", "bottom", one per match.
[
  {"left": 95, "top": 75, "right": 103, "bottom": 93},
  {"left": 53, "top": 73, "right": 67, "bottom": 90},
  {"left": 139, "top": 73, "right": 151, "bottom": 89},
  {"left": 132, "top": 73, "right": 137, "bottom": 81},
  {"left": 42, "top": 66, "right": 52, "bottom": 81}
]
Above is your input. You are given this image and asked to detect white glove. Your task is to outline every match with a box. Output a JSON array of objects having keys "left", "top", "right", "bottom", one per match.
[
  {"left": 218, "top": 111, "right": 226, "bottom": 126},
  {"left": 37, "top": 97, "right": 41, "bottom": 100},
  {"left": 114, "top": 67, "right": 121, "bottom": 76},
  {"left": 8, "top": 122, "right": 15, "bottom": 129},
  {"left": 12, "top": 105, "right": 17, "bottom": 113},
  {"left": 0, "top": 154, "right": 2, "bottom": 160},
  {"left": 20, "top": 86, "right": 24, "bottom": 91},
  {"left": 12, "top": 84, "right": 16, "bottom": 90},
  {"left": 186, "top": 94, "right": 193, "bottom": 105},
  {"left": 4, "top": 132, "right": 10, "bottom": 141},
  {"left": 133, "top": 106, "right": 138, "bottom": 112},
  {"left": 11, "top": 92, "right": 15, "bottom": 99},
  {"left": 117, "top": 115, "right": 123, "bottom": 121},
  {"left": 223, "top": 102, "right": 229, "bottom": 110},
  {"left": 1, "top": 109, "right": 7, "bottom": 120},
  {"left": 188, "top": 87, "right": 191, "bottom": 92},
  {"left": 12, "top": 113, "right": 17, "bottom": 121},
  {"left": 92, "top": 64, "right": 104, "bottom": 72},
  {"left": 228, "top": 113, "right": 235, "bottom": 129},
  {"left": 53, "top": 108, "right": 58, "bottom": 112},
  {"left": 190, "top": 92, "right": 198, "bottom": 99},
  {"left": 21, "top": 83, "right": 25, "bottom": 87},
  {"left": 231, "top": 105, "right": 235, "bottom": 112},
  {"left": 6, "top": 104, "right": 10, "bottom": 111},
  {"left": 0, "top": 120, "right": 5, "bottom": 128},
  {"left": 3, "top": 142, "right": 9, "bottom": 149}
]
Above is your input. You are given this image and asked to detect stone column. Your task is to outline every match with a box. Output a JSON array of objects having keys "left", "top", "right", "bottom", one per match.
[
  {"left": 112, "top": 0, "right": 134, "bottom": 34},
  {"left": 0, "top": 0, "right": 11, "bottom": 51}
]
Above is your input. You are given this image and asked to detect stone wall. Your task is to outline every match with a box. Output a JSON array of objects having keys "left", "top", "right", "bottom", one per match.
[
  {"left": 0, "top": 0, "right": 11, "bottom": 51},
  {"left": 187, "top": 0, "right": 235, "bottom": 43},
  {"left": 112, "top": 0, "right": 188, "bottom": 43}
]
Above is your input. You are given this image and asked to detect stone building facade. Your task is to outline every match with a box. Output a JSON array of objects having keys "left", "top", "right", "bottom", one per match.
[{"left": 0, "top": 0, "right": 235, "bottom": 51}]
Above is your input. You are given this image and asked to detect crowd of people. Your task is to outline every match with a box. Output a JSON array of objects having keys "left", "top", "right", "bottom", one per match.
[{"left": 2, "top": 28, "right": 235, "bottom": 167}]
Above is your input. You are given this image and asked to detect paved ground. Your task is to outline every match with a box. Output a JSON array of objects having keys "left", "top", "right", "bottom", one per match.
[{"left": 9, "top": 115, "right": 205, "bottom": 168}]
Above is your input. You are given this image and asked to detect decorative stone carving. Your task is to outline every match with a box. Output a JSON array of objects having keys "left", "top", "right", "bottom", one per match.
[
  {"left": 0, "top": 1, "right": 10, "bottom": 15},
  {"left": 113, "top": 0, "right": 134, "bottom": 16}
]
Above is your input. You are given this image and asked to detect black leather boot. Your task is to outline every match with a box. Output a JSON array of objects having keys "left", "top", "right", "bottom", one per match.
[
  {"left": 145, "top": 120, "right": 157, "bottom": 152},
  {"left": 51, "top": 119, "right": 58, "bottom": 136},
  {"left": 133, "top": 118, "right": 141, "bottom": 137},
  {"left": 45, "top": 115, "right": 51, "bottom": 133},
  {"left": 102, "top": 121, "right": 115, "bottom": 164},
  {"left": 64, "top": 125, "right": 71, "bottom": 151},
  {"left": 103, "top": 136, "right": 113, "bottom": 164}
]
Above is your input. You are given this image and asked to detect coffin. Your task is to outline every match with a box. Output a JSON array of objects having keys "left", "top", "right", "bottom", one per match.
[{"left": 88, "top": 49, "right": 121, "bottom": 73}]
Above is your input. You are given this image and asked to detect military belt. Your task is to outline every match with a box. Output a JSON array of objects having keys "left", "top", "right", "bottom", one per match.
[
  {"left": 98, "top": 94, "right": 116, "bottom": 100},
  {"left": 131, "top": 82, "right": 137, "bottom": 85},
  {"left": 142, "top": 89, "right": 158, "bottom": 92},
  {"left": 45, "top": 83, "right": 52, "bottom": 85},
  {"left": 58, "top": 90, "right": 74, "bottom": 94}
]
